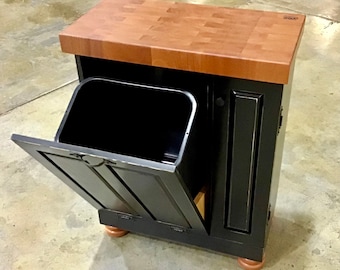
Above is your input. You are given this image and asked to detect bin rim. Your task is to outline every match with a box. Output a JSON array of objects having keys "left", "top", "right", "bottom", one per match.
[{"left": 11, "top": 133, "right": 178, "bottom": 173}]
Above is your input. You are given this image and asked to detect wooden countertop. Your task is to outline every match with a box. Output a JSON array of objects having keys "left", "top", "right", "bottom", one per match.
[{"left": 59, "top": 0, "right": 305, "bottom": 84}]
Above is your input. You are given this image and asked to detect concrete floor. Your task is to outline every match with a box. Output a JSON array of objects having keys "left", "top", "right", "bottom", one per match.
[{"left": 1, "top": 0, "right": 340, "bottom": 269}]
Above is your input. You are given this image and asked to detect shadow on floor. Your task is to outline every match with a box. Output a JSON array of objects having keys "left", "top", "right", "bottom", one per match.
[
  {"left": 89, "top": 230, "right": 239, "bottom": 270},
  {"left": 265, "top": 213, "right": 314, "bottom": 268}
]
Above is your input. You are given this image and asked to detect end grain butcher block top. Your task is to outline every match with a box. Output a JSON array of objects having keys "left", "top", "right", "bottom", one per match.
[{"left": 59, "top": 0, "right": 305, "bottom": 84}]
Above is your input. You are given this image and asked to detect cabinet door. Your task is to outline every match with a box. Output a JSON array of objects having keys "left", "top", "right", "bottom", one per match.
[
  {"left": 211, "top": 79, "right": 283, "bottom": 246},
  {"left": 11, "top": 135, "right": 205, "bottom": 232},
  {"left": 226, "top": 90, "right": 263, "bottom": 233}
]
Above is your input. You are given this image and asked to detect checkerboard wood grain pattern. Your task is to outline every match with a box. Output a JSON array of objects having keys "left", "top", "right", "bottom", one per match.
[{"left": 59, "top": 0, "right": 305, "bottom": 84}]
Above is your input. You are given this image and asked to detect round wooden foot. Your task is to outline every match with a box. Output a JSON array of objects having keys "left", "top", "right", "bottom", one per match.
[
  {"left": 104, "top": 225, "right": 129, "bottom": 237},
  {"left": 237, "top": 256, "right": 265, "bottom": 270}
]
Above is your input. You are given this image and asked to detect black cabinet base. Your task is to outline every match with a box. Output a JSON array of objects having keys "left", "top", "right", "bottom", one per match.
[
  {"left": 99, "top": 208, "right": 264, "bottom": 262},
  {"left": 12, "top": 54, "right": 291, "bottom": 269}
]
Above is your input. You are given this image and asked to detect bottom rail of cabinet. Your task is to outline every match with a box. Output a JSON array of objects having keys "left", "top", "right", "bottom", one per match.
[{"left": 99, "top": 208, "right": 264, "bottom": 262}]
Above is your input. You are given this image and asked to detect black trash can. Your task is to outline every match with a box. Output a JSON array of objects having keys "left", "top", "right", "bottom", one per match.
[
  {"left": 57, "top": 78, "right": 195, "bottom": 165},
  {"left": 12, "top": 77, "right": 207, "bottom": 231}
]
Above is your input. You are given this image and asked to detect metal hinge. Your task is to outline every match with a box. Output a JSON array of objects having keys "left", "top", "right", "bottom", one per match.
[
  {"left": 117, "top": 213, "right": 134, "bottom": 221},
  {"left": 277, "top": 107, "right": 283, "bottom": 134},
  {"left": 170, "top": 226, "right": 187, "bottom": 233}
]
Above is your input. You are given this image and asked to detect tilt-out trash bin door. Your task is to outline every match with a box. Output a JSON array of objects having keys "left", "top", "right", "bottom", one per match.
[{"left": 12, "top": 77, "right": 207, "bottom": 233}]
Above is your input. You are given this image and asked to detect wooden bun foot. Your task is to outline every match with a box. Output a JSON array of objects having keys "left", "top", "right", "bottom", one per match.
[
  {"left": 237, "top": 256, "right": 265, "bottom": 270},
  {"left": 105, "top": 225, "right": 129, "bottom": 237}
]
